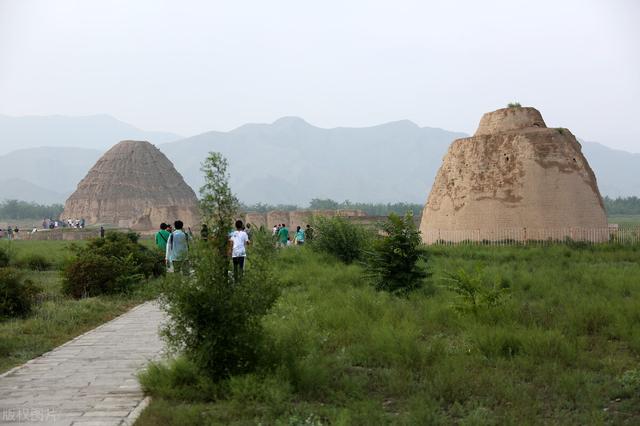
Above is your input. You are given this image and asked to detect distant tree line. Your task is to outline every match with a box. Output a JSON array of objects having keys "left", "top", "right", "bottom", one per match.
[
  {"left": 308, "top": 199, "right": 423, "bottom": 216},
  {"left": 243, "top": 197, "right": 640, "bottom": 217},
  {"left": 241, "top": 198, "right": 423, "bottom": 216},
  {"left": 238, "top": 202, "right": 299, "bottom": 213},
  {"left": 0, "top": 200, "right": 64, "bottom": 220},
  {"left": 5, "top": 196, "right": 634, "bottom": 220},
  {"left": 603, "top": 196, "right": 640, "bottom": 215}
]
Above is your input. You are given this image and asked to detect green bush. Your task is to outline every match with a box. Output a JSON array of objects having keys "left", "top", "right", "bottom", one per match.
[
  {"left": 366, "top": 212, "right": 429, "bottom": 295},
  {"left": 61, "top": 231, "right": 158, "bottom": 298},
  {"left": 161, "top": 152, "right": 279, "bottom": 381},
  {"left": 139, "top": 357, "right": 220, "bottom": 402},
  {"left": 13, "top": 253, "right": 52, "bottom": 271},
  {"left": 0, "top": 248, "right": 9, "bottom": 268},
  {"left": 162, "top": 229, "right": 279, "bottom": 380},
  {"left": 76, "top": 231, "right": 165, "bottom": 278},
  {"left": 0, "top": 267, "right": 38, "bottom": 319},
  {"left": 507, "top": 102, "right": 522, "bottom": 108},
  {"left": 62, "top": 232, "right": 164, "bottom": 298},
  {"left": 619, "top": 369, "right": 640, "bottom": 398},
  {"left": 442, "top": 266, "right": 509, "bottom": 316},
  {"left": 311, "top": 216, "right": 371, "bottom": 264},
  {"left": 62, "top": 253, "right": 142, "bottom": 298}
]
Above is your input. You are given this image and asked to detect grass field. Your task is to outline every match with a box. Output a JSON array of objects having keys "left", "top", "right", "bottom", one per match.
[
  {"left": 608, "top": 215, "right": 640, "bottom": 228},
  {"left": 0, "top": 240, "right": 161, "bottom": 373},
  {"left": 137, "top": 243, "right": 640, "bottom": 425}
]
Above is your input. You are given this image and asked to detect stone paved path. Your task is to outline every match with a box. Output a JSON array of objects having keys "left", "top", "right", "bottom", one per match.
[{"left": 0, "top": 302, "right": 165, "bottom": 426}]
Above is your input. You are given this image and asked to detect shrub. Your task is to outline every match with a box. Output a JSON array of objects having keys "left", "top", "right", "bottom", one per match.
[
  {"left": 0, "top": 248, "right": 10, "bottom": 268},
  {"left": 75, "top": 231, "right": 164, "bottom": 278},
  {"left": 62, "top": 252, "right": 142, "bottom": 298},
  {"left": 162, "top": 228, "right": 279, "bottom": 381},
  {"left": 442, "top": 266, "right": 509, "bottom": 316},
  {"left": 13, "top": 253, "right": 52, "bottom": 271},
  {"left": 161, "top": 152, "right": 279, "bottom": 381},
  {"left": 507, "top": 102, "right": 522, "bottom": 108},
  {"left": 311, "top": 216, "right": 371, "bottom": 263},
  {"left": 61, "top": 230, "right": 163, "bottom": 298},
  {"left": 139, "top": 357, "right": 220, "bottom": 402},
  {"left": 366, "top": 212, "right": 429, "bottom": 295},
  {"left": 0, "top": 267, "right": 38, "bottom": 319},
  {"left": 619, "top": 369, "right": 640, "bottom": 398}
]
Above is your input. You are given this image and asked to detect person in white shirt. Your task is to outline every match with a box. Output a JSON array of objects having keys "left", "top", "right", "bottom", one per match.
[{"left": 229, "top": 220, "right": 251, "bottom": 282}]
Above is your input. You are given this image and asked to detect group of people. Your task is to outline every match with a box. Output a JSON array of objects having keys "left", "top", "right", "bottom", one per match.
[
  {"left": 155, "top": 221, "right": 192, "bottom": 273},
  {"left": 154, "top": 219, "right": 251, "bottom": 282},
  {"left": 272, "top": 223, "right": 313, "bottom": 247},
  {"left": 0, "top": 218, "right": 87, "bottom": 239},
  {"left": 41, "top": 218, "right": 85, "bottom": 230},
  {"left": 0, "top": 226, "right": 20, "bottom": 240},
  {"left": 156, "top": 219, "right": 314, "bottom": 282}
]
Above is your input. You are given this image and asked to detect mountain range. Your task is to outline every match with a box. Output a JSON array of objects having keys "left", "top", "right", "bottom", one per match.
[
  {"left": 0, "top": 114, "right": 180, "bottom": 155},
  {"left": 0, "top": 115, "right": 638, "bottom": 205}
]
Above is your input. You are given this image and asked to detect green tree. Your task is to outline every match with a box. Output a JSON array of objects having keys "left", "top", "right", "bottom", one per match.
[
  {"left": 161, "top": 152, "right": 279, "bottom": 380},
  {"left": 199, "top": 153, "right": 240, "bottom": 258},
  {"left": 309, "top": 198, "right": 340, "bottom": 210},
  {"left": 603, "top": 196, "right": 640, "bottom": 215},
  {"left": 366, "top": 212, "right": 429, "bottom": 295}
]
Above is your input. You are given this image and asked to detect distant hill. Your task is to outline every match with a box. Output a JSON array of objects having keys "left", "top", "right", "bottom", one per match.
[
  {"left": 0, "top": 147, "right": 102, "bottom": 201},
  {"left": 0, "top": 116, "right": 638, "bottom": 205},
  {"left": 580, "top": 141, "right": 640, "bottom": 197},
  {"left": 0, "top": 114, "right": 181, "bottom": 155},
  {"left": 160, "top": 117, "right": 467, "bottom": 205},
  {"left": 0, "top": 178, "right": 68, "bottom": 204}
]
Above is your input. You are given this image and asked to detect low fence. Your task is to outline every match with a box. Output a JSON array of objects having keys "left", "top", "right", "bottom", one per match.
[{"left": 423, "top": 227, "right": 640, "bottom": 246}]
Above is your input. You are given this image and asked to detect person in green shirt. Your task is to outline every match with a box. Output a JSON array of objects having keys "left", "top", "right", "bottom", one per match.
[
  {"left": 277, "top": 223, "right": 289, "bottom": 248},
  {"left": 155, "top": 223, "right": 171, "bottom": 252}
]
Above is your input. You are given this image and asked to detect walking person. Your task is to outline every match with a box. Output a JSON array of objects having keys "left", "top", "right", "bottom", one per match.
[
  {"left": 277, "top": 223, "right": 289, "bottom": 248},
  {"left": 155, "top": 223, "right": 171, "bottom": 252},
  {"left": 305, "top": 224, "right": 314, "bottom": 243},
  {"left": 245, "top": 223, "right": 253, "bottom": 240},
  {"left": 166, "top": 220, "right": 191, "bottom": 273},
  {"left": 229, "top": 220, "right": 250, "bottom": 282},
  {"left": 294, "top": 225, "right": 305, "bottom": 245}
]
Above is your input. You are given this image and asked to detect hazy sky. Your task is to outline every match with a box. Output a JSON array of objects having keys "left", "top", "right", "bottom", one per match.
[{"left": 1, "top": 0, "right": 639, "bottom": 151}]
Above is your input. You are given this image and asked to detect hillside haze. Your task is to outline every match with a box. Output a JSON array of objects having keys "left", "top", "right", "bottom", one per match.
[
  {"left": 0, "top": 114, "right": 181, "bottom": 155},
  {"left": 160, "top": 117, "right": 467, "bottom": 205},
  {"left": 0, "top": 115, "right": 638, "bottom": 205}
]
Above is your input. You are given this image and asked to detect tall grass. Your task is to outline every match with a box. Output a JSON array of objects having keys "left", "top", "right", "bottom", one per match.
[
  {"left": 139, "top": 244, "right": 640, "bottom": 425},
  {"left": 0, "top": 240, "right": 161, "bottom": 373}
]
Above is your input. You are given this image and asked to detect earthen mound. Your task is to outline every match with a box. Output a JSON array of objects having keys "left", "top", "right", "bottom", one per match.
[
  {"left": 420, "top": 107, "right": 608, "bottom": 243},
  {"left": 62, "top": 140, "right": 200, "bottom": 230}
]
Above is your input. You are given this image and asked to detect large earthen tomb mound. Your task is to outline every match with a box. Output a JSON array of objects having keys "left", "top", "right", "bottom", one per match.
[
  {"left": 62, "top": 140, "right": 200, "bottom": 230},
  {"left": 420, "top": 107, "right": 608, "bottom": 243}
]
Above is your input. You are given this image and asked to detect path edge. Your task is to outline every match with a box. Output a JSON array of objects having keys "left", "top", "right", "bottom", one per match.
[{"left": 122, "top": 395, "right": 152, "bottom": 426}]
